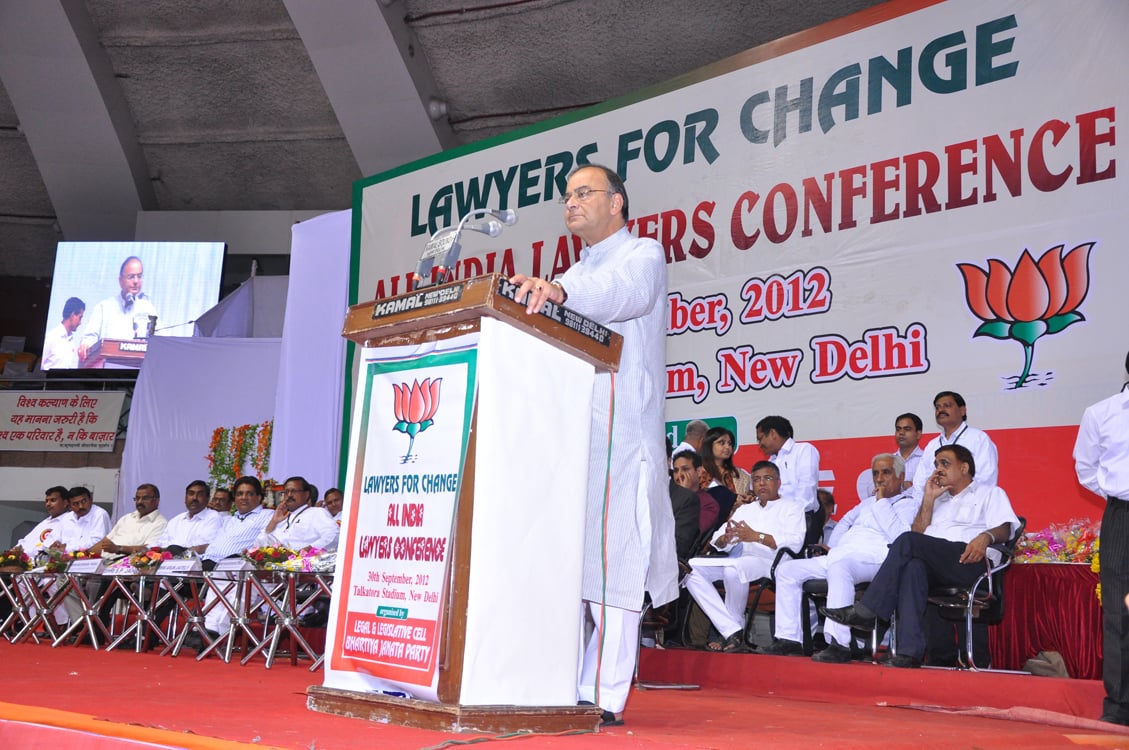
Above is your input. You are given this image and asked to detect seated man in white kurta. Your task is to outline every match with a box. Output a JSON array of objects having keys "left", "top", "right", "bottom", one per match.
[
  {"left": 683, "top": 461, "right": 806, "bottom": 652},
  {"left": 766, "top": 453, "right": 918, "bottom": 662},
  {"left": 255, "top": 476, "right": 339, "bottom": 552}
]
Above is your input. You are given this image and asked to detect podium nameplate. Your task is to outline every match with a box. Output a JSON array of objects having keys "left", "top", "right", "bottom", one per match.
[
  {"left": 81, "top": 338, "right": 149, "bottom": 369},
  {"left": 345, "top": 273, "right": 621, "bottom": 372}
]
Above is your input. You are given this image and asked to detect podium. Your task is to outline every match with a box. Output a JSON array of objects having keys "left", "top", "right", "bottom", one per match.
[
  {"left": 80, "top": 338, "right": 149, "bottom": 368},
  {"left": 308, "top": 274, "right": 622, "bottom": 733}
]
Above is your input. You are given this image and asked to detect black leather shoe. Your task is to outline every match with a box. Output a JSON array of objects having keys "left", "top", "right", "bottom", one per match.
[
  {"left": 888, "top": 654, "right": 923, "bottom": 669},
  {"left": 762, "top": 638, "right": 805, "bottom": 656},
  {"left": 820, "top": 605, "right": 876, "bottom": 630},
  {"left": 812, "top": 642, "right": 852, "bottom": 663}
]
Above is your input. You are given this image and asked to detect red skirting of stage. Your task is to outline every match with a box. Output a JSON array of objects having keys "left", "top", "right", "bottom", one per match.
[{"left": 1, "top": 640, "right": 1127, "bottom": 749}]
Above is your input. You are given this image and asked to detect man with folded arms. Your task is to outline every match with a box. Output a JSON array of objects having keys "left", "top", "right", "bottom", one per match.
[
  {"left": 683, "top": 461, "right": 805, "bottom": 652},
  {"left": 823, "top": 444, "right": 1018, "bottom": 668},
  {"left": 767, "top": 454, "right": 917, "bottom": 662}
]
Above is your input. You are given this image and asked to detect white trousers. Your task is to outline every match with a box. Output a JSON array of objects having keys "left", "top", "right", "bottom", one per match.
[
  {"left": 684, "top": 556, "right": 771, "bottom": 639},
  {"left": 203, "top": 574, "right": 263, "bottom": 635},
  {"left": 773, "top": 549, "right": 882, "bottom": 647},
  {"left": 577, "top": 601, "right": 640, "bottom": 714}
]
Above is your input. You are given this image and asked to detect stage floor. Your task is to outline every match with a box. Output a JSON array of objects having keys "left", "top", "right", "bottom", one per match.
[{"left": 2, "top": 641, "right": 1127, "bottom": 749}]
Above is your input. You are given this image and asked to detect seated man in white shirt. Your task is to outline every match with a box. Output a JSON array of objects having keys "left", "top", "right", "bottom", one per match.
[
  {"left": 159, "top": 480, "right": 225, "bottom": 554},
  {"left": 856, "top": 413, "right": 924, "bottom": 499},
  {"left": 683, "top": 461, "right": 806, "bottom": 652},
  {"left": 824, "top": 444, "right": 1019, "bottom": 668},
  {"left": 323, "top": 487, "right": 344, "bottom": 524},
  {"left": 9, "top": 486, "right": 74, "bottom": 627},
  {"left": 74, "top": 484, "right": 168, "bottom": 628},
  {"left": 148, "top": 480, "right": 226, "bottom": 640},
  {"left": 60, "top": 486, "right": 112, "bottom": 552},
  {"left": 767, "top": 454, "right": 918, "bottom": 661},
  {"left": 257, "top": 476, "right": 339, "bottom": 552},
  {"left": 17, "top": 486, "right": 73, "bottom": 558}
]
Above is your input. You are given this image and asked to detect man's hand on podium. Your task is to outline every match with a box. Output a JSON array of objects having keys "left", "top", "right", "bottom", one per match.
[{"left": 509, "top": 274, "right": 565, "bottom": 315}]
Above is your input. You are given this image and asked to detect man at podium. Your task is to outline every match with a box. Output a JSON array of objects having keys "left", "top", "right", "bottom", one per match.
[
  {"left": 512, "top": 164, "right": 677, "bottom": 726},
  {"left": 78, "top": 256, "right": 159, "bottom": 361}
]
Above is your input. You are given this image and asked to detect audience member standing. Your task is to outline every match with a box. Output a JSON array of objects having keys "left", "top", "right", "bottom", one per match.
[{"left": 1074, "top": 352, "right": 1129, "bottom": 725}]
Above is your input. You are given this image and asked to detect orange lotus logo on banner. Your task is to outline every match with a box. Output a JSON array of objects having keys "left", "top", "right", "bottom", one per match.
[
  {"left": 958, "top": 242, "right": 1093, "bottom": 389},
  {"left": 392, "top": 378, "right": 442, "bottom": 462}
]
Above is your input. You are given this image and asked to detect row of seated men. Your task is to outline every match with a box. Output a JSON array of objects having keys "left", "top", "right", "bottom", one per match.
[
  {"left": 10, "top": 476, "right": 342, "bottom": 650},
  {"left": 664, "top": 391, "right": 1018, "bottom": 668}
]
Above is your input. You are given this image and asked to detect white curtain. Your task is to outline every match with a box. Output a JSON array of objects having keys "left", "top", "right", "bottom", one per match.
[
  {"left": 116, "top": 337, "right": 281, "bottom": 519},
  {"left": 269, "top": 209, "right": 351, "bottom": 497}
]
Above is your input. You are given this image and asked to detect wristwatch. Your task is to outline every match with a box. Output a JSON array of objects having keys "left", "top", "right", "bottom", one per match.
[{"left": 758, "top": 533, "right": 765, "bottom": 541}]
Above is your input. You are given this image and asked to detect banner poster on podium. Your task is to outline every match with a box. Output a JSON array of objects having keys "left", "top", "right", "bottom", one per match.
[{"left": 324, "top": 334, "right": 478, "bottom": 701}]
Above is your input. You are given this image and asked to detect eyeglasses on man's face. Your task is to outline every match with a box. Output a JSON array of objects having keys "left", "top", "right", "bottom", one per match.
[{"left": 557, "top": 187, "right": 610, "bottom": 204}]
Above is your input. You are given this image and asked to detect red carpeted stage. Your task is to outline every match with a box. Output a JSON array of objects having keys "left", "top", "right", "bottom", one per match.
[{"left": 2, "top": 640, "right": 1128, "bottom": 749}]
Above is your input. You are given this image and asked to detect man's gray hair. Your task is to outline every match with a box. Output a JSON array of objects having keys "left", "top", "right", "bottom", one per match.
[{"left": 872, "top": 452, "right": 906, "bottom": 477}]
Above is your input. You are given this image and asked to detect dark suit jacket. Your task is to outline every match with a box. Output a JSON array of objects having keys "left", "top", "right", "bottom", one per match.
[{"left": 668, "top": 480, "right": 700, "bottom": 562}]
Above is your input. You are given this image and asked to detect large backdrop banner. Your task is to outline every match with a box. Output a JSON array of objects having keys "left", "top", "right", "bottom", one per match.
[{"left": 348, "top": 0, "right": 1126, "bottom": 528}]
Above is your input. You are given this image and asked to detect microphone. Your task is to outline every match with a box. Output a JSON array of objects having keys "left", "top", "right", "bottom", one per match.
[
  {"left": 152, "top": 319, "right": 197, "bottom": 334},
  {"left": 413, "top": 207, "right": 518, "bottom": 289}
]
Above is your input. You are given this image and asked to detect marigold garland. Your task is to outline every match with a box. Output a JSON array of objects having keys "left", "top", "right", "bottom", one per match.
[{"left": 206, "top": 420, "right": 273, "bottom": 488}]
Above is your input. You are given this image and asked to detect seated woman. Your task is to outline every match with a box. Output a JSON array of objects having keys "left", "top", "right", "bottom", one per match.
[{"left": 699, "top": 426, "right": 752, "bottom": 517}]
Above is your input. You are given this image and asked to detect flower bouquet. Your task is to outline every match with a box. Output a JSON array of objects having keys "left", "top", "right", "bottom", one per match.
[
  {"left": 1014, "top": 518, "right": 1099, "bottom": 564},
  {"left": 41, "top": 548, "right": 93, "bottom": 573},
  {"left": 131, "top": 547, "right": 174, "bottom": 569},
  {"left": 272, "top": 547, "right": 336, "bottom": 573},
  {"left": 242, "top": 546, "right": 297, "bottom": 569},
  {"left": 0, "top": 547, "right": 31, "bottom": 573}
]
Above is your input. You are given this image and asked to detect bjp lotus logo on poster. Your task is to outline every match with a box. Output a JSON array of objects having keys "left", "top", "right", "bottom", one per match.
[
  {"left": 392, "top": 378, "right": 442, "bottom": 462},
  {"left": 957, "top": 242, "right": 1093, "bottom": 389}
]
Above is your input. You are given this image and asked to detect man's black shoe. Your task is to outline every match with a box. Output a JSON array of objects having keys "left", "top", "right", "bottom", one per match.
[
  {"left": 820, "top": 605, "right": 876, "bottom": 630},
  {"left": 812, "top": 642, "right": 852, "bottom": 663},
  {"left": 762, "top": 638, "right": 805, "bottom": 656},
  {"left": 888, "top": 654, "right": 923, "bottom": 669}
]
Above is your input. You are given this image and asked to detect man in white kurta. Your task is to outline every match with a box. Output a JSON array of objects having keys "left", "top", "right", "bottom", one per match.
[
  {"left": 684, "top": 461, "right": 806, "bottom": 650},
  {"left": 256, "top": 476, "right": 339, "bottom": 551},
  {"left": 824, "top": 444, "right": 1019, "bottom": 667},
  {"left": 910, "top": 391, "right": 998, "bottom": 501},
  {"left": 78, "top": 256, "right": 159, "bottom": 363},
  {"left": 771, "top": 454, "right": 918, "bottom": 661},
  {"left": 510, "top": 164, "right": 676, "bottom": 724},
  {"left": 856, "top": 413, "right": 924, "bottom": 499}
]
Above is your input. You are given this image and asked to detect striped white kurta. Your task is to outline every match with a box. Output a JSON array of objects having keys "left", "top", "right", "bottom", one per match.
[{"left": 559, "top": 227, "right": 679, "bottom": 610}]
